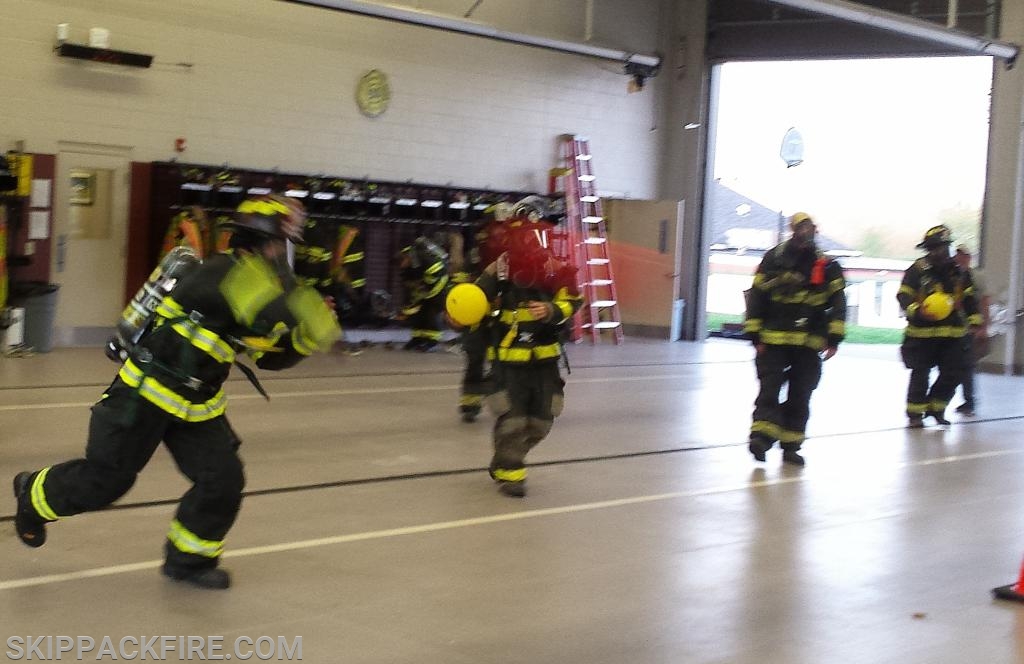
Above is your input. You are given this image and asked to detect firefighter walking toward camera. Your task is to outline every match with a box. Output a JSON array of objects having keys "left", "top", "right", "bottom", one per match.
[
  {"left": 12, "top": 195, "right": 341, "bottom": 590},
  {"left": 476, "top": 216, "right": 582, "bottom": 497},
  {"left": 743, "top": 212, "right": 847, "bottom": 466},
  {"left": 897, "top": 224, "right": 981, "bottom": 428}
]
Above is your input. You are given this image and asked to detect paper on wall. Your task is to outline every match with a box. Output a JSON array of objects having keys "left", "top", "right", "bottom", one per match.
[
  {"left": 30, "top": 179, "right": 51, "bottom": 208},
  {"left": 28, "top": 211, "right": 50, "bottom": 239}
]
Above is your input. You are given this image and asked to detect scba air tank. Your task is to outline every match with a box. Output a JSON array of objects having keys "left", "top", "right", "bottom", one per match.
[{"left": 105, "top": 246, "right": 201, "bottom": 362}]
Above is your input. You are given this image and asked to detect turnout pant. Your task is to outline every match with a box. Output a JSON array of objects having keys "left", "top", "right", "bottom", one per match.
[
  {"left": 27, "top": 381, "right": 245, "bottom": 571},
  {"left": 751, "top": 345, "right": 822, "bottom": 450},
  {"left": 901, "top": 336, "right": 969, "bottom": 416},
  {"left": 459, "top": 322, "right": 491, "bottom": 414},
  {"left": 487, "top": 362, "right": 565, "bottom": 479},
  {"left": 409, "top": 292, "right": 445, "bottom": 343}
]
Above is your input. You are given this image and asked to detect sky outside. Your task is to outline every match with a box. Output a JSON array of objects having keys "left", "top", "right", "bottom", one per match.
[{"left": 713, "top": 57, "right": 993, "bottom": 257}]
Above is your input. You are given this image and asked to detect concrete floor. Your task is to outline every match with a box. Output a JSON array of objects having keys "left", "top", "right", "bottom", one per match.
[{"left": 2, "top": 337, "right": 1024, "bottom": 663}]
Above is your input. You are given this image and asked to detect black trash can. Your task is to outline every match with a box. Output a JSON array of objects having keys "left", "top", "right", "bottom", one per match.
[{"left": 10, "top": 281, "right": 60, "bottom": 353}]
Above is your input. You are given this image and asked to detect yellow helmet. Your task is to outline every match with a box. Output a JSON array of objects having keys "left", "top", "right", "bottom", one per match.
[
  {"left": 920, "top": 292, "right": 954, "bottom": 321},
  {"left": 789, "top": 211, "right": 813, "bottom": 229},
  {"left": 445, "top": 283, "right": 489, "bottom": 327}
]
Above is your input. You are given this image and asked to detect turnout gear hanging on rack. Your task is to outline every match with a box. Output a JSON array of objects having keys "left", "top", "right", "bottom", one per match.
[
  {"left": 743, "top": 212, "right": 846, "bottom": 466},
  {"left": 897, "top": 225, "right": 981, "bottom": 427},
  {"left": 12, "top": 195, "right": 340, "bottom": 590}
]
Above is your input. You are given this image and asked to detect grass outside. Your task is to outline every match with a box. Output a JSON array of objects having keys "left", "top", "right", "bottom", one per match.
[{"left": 706, "top": 312, "right": 902, "bottom": 345}]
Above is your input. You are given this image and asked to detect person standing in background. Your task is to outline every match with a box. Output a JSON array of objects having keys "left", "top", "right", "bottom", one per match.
[{"left": 953, "top": 244, "right": 990, "bottom": 416}]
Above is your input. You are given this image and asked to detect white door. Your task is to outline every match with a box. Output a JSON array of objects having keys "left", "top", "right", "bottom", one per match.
[{"left": 52, "top": 146, "right": 131, "bottom": 346}]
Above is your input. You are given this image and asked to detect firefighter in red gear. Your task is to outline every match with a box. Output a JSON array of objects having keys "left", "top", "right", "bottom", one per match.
[
  {"left": 476, "top": 212, "right": 583, "bottom": 497},
  {"left": 743, "top": 212, "right": 847, "bottom": 466},
  {"left": 897, "top": 225, "right": 982, "bottom": 427},
  {"left": 12, "top": 195, "right": 341, "bottom": 590}
]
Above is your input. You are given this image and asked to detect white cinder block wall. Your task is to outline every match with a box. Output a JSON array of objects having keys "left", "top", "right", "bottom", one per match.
[{"left": 1, "top": 0, "right": 661, "bottom": 198}]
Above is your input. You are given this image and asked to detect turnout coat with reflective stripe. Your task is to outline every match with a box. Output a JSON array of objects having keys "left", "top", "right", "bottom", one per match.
[
  {"left": 477, "top": 272, "right": 583, "bottom": 364},
  {"left": 743, "top": 241, "right": 847, "bottom": 351},
  {"left": 897, "top": 257, "right": 982, "bottom": 339},
  {"left": 119, "top": 252, "right": 336, "bottom": 421}
]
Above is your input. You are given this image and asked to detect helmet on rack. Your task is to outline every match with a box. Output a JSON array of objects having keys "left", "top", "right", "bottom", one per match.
[
  {"left": 916, "top": 224, "right": 953, "bottom": 250},
  {"left": 228, "top": 195, "right": 306, "bottom": 244}
]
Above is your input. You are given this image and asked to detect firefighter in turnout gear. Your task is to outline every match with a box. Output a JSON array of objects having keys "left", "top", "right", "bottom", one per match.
[
  {"left": 398, "top": 236, "right": 450, "bottom": 351},
  {"left": 897, "top": 225, "right": 982, "bottom": 428},
  {"left": 12, "top": 195, "right": 341, "bottom": 590},
  {"left": 743, "top": 212, "right": 847, "bottom": 466},
  {"left": 476, "top": 221, "right": 583, "bottom": 497}
]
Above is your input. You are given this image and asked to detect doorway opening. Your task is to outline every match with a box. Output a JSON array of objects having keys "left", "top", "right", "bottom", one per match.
[{"left": 704, "top": 56, "right": 994, "bottom": 344}]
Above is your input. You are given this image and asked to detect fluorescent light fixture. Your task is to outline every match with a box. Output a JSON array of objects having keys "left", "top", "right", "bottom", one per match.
[
  {"left": 395, "top": 198, "right": 418, "bottom": 206},
  {"left": 421, "top": 200, "right": 444, "bottom": 208},
  {"left": 368, "top": 196, "right": 391, "bottom": 204},
  {"left": 473, "top": 203, "right": 491, "bottom": 210},
  {"left": 449, "top": 201, "right": 471, "bottom": 209},
  {"left": 312, "top": 192, "right": 336, "bottom": 200},
  {"left": 247, "top": 187, "right": 272, "bottom": 195},
  {"left": 285, "top": 189, "right": 309, "bottom": 198},
  {"left": 287, "top": 0, "right": 660, "bottom": 70},
  {"left": 217, "top": 185, "right": 243, "bottom": 193},
  {"left": 181, "top": 183, "right": 212, "bottom": 191},
  {"left": 766, "top": 0, "right": 1018, "bottom": 63}
]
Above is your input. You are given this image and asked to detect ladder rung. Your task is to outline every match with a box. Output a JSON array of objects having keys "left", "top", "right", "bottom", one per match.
[
  {"left": 576, "top": 154, "right": 592, "bottom": 160},
  {"left": 584, "top": 237, "right": 606, "bottom": 244},
  {"left": 582, "top": 216, "right": 603, "bottom": 224},
  {"left": 591, "top": 300, "right": 617, "bottom": 307},
  {"left": 589, "top": 279, "right": 614, "bottom": 286},
  {"left": 578, "top": 175, "right": 596, "bottom": 182},
  {"left": 587, "top": 258, "right": 610, "bottom": 265},
  {"left": 582, "top": 322, "right": 622, "bottom": 330},
  {"left": 580, "top": 195, "right": 599, "bottom": 203}
]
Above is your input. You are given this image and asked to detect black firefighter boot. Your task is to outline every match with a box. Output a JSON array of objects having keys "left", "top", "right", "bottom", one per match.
[
  {"left": 13, "top": 472, "right": 49, "bottom": 548},
  {"left": 781, "top": 446, "right": 805, "bottom": 466}
]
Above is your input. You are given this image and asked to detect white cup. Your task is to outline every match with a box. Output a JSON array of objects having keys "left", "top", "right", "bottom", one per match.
[
  {"left": 89, "top": 27, "right": 110, "bottom": 49},
  {"left": 56, "top": 23, "right": 70, "bottom": 43}
]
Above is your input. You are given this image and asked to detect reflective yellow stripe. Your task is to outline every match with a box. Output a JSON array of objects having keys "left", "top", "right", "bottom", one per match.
[
  {"left": 460, "top": 394, "right": 484, "bottom": 406},
  {"left": 412, "top": 329, "right": 443, "bottom": 341},
  {"left": 496, "top": 343, "right": 561, "bottom": 362},
  {"left": 743, "top": 318, "right": 762, "bottom": 333},
  {"left": 967, "top": 314, "right": 983, "bottom": 326},
  {"left": 751, "top": 420, "right": 783, "bottom": 440},
  {"left": 904, "top": 325, "right": 968, "bottom": 338},
  {"left": 500, "top": 308, "right": 540, "bottom": 324},
  {"left": 759, "top": 330, "right": 825, "bottom": 349},
  {"left": 349, "top": 278, "right": 367, "bottom": 288},
  {"left": 423, "top": 273, "right": 449, "bottom": 299},
  {"left": 828, "top": 320, "right": 845, "bottom": 335},
  {"left": 899, "top": 285, "right": 916, "bottom": 297},
  {"left": 343, "top": 252, "right": 364, "bottom": 263},
  {"left": 167, "top": 519, "right": 224, "bottom": 558},
  {"left": 929, "top": 398, "right": 950, "bottom": 411},
  {"left": 554, "top": 300, "right": 574, "bottom": 321},
  {"left": 237, "top": 199, "right": 289, "bottom": 218},
  {"left": 220, "top": 255, "right": 284, "bottom": 326},
  {"left": 291, "top": 325, "right": 317, "bottom": 356},
  {"left": 778, "top": 428, "right": 805, "bottom": 443},
  {"left": 30, "top": 467, "right": 60, "bottom": 521},
  {"left": 492, "top": 468, "right": 527, "bottom": 482},
  {"left": 907, "top": 402, "right": 928, "bottom": 415},
  {"left": 119, "top": 360, "right": 227, "bottom": 422},
  {"left": 157, "top": 296, "right": 235, "bottom": 363}
]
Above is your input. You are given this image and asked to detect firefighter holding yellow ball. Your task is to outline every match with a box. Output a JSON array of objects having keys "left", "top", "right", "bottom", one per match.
[{"left": 897, "top": 225, "right": 983, "bottom": 428}]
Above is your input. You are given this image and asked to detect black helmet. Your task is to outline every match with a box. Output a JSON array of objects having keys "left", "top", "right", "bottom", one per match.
[
  {"left": 228, "top": 195, "right": 306, "bottom": 243},
  {"left": 916, "top": 224, "right": 953, "bottom": 249}
]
